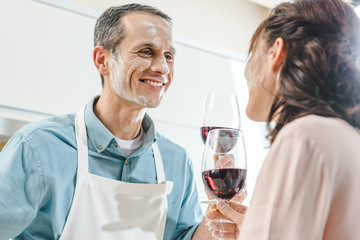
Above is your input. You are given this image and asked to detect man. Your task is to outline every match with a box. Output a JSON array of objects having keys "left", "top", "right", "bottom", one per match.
[{"left": 0, "top": 4, "right": 212, "bottom": 239}]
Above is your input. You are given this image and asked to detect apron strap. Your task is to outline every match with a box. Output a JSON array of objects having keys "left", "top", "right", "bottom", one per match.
[
  {"left": 152, "top": 142, "right": 165, "bottom": 184},
  {"left": 75, "top": 106, "right": 88, "bottom": 172}
]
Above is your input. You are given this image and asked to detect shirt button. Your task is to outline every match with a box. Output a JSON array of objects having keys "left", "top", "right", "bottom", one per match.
[
  {"left": 125, "top": 160, "right": 128, "bottom": 165},
  {"left": 98, "top": 145, "right": 103, "bottom": 150},
  {"left": 114, "top": 142, "right": 118, "bottom": 147}
]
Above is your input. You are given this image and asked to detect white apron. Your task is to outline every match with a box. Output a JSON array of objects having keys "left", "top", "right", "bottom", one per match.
[{"left": 59, "top": 107, "right": 173, "bottom": 240}]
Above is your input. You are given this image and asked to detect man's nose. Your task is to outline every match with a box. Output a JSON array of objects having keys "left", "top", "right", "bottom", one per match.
[{"left": 150, "top": 56, "right": 170, "bottom": 75}]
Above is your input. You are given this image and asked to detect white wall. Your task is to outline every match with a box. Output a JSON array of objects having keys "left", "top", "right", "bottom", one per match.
[
  {"left": 69, "top": 0, "right": 269, "bottom": 55},
  {"left": 0, "top": 0, "right": 101, "bottom": 116}
]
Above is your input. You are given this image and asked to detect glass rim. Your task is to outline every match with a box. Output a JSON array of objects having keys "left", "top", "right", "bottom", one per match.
[
  {"left": 204, "top": 91, "right": 238, "bottom": 98},
  {"left": 207, "top": 128, "right": 242, "bottom": 135}
]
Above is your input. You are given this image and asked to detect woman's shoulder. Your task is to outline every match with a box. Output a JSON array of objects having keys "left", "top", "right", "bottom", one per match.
[
  {"left": 281, "top": 115, "right": 352, "bottom": 136},
  {"left": 276, "top": 114, "right": 359, "bottom": 149}
]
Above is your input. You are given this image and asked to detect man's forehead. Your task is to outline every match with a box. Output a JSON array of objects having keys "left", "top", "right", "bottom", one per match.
[
  {"left": 122, "top": 13, "right": 175, "bottom": 52},
  {"left": 123, "top": 12, "right": 172, "bottom": 30}
]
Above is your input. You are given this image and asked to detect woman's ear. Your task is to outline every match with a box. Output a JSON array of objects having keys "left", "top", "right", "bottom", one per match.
[
  {"left": 270, "top": 38, "right": 287, "bottom": 71},
  {"left": 93, "top": 46, "right": 109, "bottom": 76}
]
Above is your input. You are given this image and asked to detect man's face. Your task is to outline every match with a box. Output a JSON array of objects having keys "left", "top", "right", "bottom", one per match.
[{"left": 107, "top": 13, "right": 175, "bottom": 108}]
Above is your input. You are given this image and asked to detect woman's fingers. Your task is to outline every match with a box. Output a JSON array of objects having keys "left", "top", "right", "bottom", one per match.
[
  {"left": 207, "top": 219, "right": 237, "bottom": 232},
  {"left": 211, "top": 230, "right": 237, "bottom": 240},
  {"left": 205, "top": 200, "right": 247, "bottom": 220},
  {"left": 216, "top": 200, "right": 246, "bottom": 231},
  {"left": 228, "top": 201, "right": 247, "bottom": 214},
  {"left": 205, "top": 201, "right": 245, "bottom": 240},
  {"left": 206, "top": 219, "right": 237, "bottom": 240},
  {"left": 205, "top": 203, "right": 222, "bottom": 220},
  {"left": 232, "top": 188, "right": 247, "bottom": 203}
]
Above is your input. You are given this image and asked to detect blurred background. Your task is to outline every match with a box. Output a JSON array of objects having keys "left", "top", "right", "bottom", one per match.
[{"left": 0, "top": 0, "right": 359, "bottom": 208}]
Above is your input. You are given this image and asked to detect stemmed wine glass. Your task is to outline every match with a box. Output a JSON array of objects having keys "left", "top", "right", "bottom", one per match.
[
  {"left": 200, "top": 92, "right": 241, "bottom": 144},
  {"left": 201, "top": 128, "right": 247, "bottom": 239}
]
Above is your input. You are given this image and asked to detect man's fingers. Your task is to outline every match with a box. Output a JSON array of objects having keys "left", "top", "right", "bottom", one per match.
[{"left": 214, "top": 154, "right": 235, "bottom": 168}]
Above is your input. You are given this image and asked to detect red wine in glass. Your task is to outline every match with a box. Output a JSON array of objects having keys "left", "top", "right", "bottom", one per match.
[{"left": 202, "top": 168, "right": 247, "bottom": 200}]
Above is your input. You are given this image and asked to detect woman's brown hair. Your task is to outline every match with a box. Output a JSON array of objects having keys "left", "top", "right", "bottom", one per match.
[{"left": 249, "top": 0, "right": 360, "bottom": 143}]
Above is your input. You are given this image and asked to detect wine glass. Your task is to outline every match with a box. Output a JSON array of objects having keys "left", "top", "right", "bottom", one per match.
[
  {"left": 202, "top": 128, "right": 247, "bottom": 239},
  {"left": 200, "top": 92, "right": 241, "bottom": 144}
]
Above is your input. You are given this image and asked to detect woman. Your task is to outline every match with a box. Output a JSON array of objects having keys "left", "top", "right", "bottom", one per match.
[{"left": 207, "top": 0, "right": 360, "bottom": 239}]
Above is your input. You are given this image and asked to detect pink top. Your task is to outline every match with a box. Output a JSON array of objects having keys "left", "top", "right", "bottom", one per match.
[{"left": 240, "top": 115, "right": 360, "bottom": 240}]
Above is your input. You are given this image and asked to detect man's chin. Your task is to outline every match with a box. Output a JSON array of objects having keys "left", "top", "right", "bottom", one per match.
[
  {"left": 142, "top": 100, "right": 161, "bottom": 109},
  {"left": 146, "top": 103, "right": 160, "bottom": 109},
  {"left": 136, "top": 95, "right": 163, "bottom": 108},
  {"left": 114, "top": 93, "right": 162, "bottom": 109}
]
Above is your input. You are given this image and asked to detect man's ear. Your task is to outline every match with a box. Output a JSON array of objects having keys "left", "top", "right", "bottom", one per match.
[
  {"left": 93, "top": 46, "right": 109, "bottom": 76},
  {"left": 270, "top": 38, "right": 287, "bottom": 71}
]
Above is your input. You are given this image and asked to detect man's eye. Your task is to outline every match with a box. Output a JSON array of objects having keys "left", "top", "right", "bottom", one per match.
[
  {"left": 165, "top": 54, "right": 174, "bottom": 62},
  {"left": 139, "top": 49, "right": 152, "bottom": 56}
]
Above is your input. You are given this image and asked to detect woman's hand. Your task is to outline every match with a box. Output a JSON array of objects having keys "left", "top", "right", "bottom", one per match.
[{"left": 205, "top": 189, "right": 247, "bottom": 239}]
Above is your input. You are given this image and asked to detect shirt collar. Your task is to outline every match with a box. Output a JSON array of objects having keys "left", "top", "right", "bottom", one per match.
[{"left": 84, "top": 96, "right": 156, "bottom": 154}]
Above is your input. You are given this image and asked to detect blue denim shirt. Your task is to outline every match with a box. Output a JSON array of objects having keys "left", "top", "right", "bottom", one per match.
[{"left": 0, "top": 97, "right": 202, "bottom": 240}]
